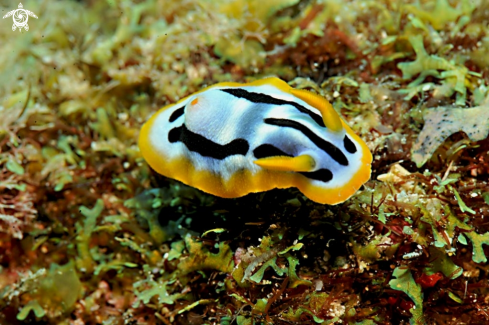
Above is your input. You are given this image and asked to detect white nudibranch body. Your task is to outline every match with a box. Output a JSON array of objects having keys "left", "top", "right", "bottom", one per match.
[{"left": 139, "top": 77, "right": 372, "bottom": 204}]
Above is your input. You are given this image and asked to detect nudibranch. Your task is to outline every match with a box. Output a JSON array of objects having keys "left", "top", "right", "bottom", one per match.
[{"left": 139, "top": 77, "right": 372, "bottom": 204}]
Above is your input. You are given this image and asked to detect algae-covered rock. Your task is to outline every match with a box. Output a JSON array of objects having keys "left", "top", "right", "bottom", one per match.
[{"left": 17, "top": 262, "right": 81, "bottom": 321}]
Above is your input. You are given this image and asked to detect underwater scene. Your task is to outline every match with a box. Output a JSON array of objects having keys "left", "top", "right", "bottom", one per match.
[{"left": 1, "top": 0, "right": 489, "bottom": 324}]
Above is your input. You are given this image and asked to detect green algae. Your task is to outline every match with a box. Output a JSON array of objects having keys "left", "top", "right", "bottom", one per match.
[
  {"left": 398, "top": 35, "right": 480, "bottom": 105},
  {"left": 425, "top": 247, "right": 463, "bottom": 280},
  {"left": 282, "top": 306, "right": 328, "bottom": 324},
  {"left": 14, "top": 262, "right": 81, "bottom": 321},
  {"left": 398, "top": 35, "right": 452, "bottom": 80},
  {"left": 17, "top": 300, "right": 45, "bottom": 321},
  {"left": 465, "top": 231, "right": 489, "bottom": 263},
  {"left": 76, "top": 199, "right": 104, "bottom": 273},
  {"left": 234, "top": 232, "right": 310, "bottom": 289},
  {"left": 178, "top": 235, "right": 234, "bottom": 274},
  {"left": 403, "top": 0, "right": 475, "bottom": 30},
  {"left": 452, "top": 186, "right": 476, "bottom": 215},
  {"left": 133, "top": 267, "right": 183, "bottom": 307},
  {"left": 389, "top": 267, "right": 424, "bottom": 325},
  {"left": 167, "top": 239, "right": 185, "bottom": 261},
  {"left": 236, "top": 315, "right": 255, "bottom": 325},
  {"left": 280, "top": 291, "right": 349, "bottom": 324},
  {"left": 5, "top": 158, "right": 24, "bottom": 175}
]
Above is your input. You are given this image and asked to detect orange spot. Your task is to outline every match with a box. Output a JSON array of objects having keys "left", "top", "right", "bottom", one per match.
[{"left": 191, "top": 98, "right": 199, "bottom": 105}]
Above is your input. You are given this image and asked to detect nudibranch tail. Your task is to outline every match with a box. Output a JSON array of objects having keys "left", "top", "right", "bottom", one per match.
[
  {"left": 290, "top": 88, "right": 343, "bottom": 133},
  {"left": 254, "top": 154, "right": 316, "bottom": 172},
  {"left": 138, "top": 77, "right": 372, "bottom": 205}
]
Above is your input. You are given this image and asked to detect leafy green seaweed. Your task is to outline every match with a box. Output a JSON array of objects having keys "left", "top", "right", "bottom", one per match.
[
  {"left": 76, "top": 199, "right": 105, "bottom": 273},
  {"left": 465, "top": 232, "right": 489, "bottom": 263},
  {"left": 178, "top": 235, "right": 234, "bottom": 274},
  {"left": 389, "top": 267, "right": 424, "bottom": 325}
]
